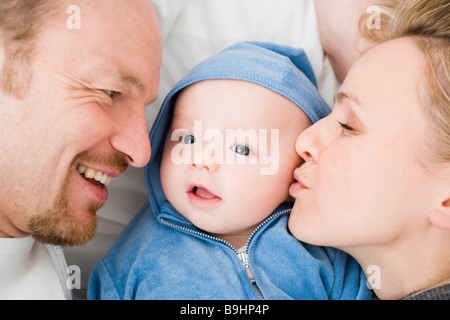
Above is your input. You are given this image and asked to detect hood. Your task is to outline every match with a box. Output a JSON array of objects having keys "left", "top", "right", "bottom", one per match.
[{"left": 145, "top": 41, "right": 331, "bottom": 224}]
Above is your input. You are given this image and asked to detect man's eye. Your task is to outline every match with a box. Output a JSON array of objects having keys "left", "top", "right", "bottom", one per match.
[
  {"left": 231, "top": 144, "right": 250, "bottom": 156},
  {"left": 179, "top": 134, "right": 196, "bottom": 144},
  {"left": 104, "top": 90, "right": 121, "bottom": 100}
]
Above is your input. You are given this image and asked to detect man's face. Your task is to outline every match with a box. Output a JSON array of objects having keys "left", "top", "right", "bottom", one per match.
[{"left": 0, "top": 0, "right": 161, "bottom": 246}]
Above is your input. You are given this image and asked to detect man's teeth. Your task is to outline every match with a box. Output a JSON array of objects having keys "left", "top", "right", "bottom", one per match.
[{"left": 76, "top": 165, "right": 112, "bottom": 186}]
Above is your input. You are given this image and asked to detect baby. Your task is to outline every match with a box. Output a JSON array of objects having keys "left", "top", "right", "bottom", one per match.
[{"left": 88, "top": 42, "right": 372, "bottom": 300}]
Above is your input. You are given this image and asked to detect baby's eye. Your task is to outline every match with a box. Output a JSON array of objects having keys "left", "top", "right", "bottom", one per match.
[
  {"left": 179, "top": 134, "right": 196, "bottom": 144},
  {"left": 231, "top": 144, "right": 251, "bottom": 156}
]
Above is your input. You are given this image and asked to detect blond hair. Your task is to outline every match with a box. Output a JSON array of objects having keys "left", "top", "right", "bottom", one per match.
[
  {"left": 360, "top": 0, "right": 450, "bottom": 163},
  {"left": 0, "top": 0, "right": 59, "bottom": 99}
]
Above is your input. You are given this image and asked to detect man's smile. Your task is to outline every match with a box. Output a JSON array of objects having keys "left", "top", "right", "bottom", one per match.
[{"left": 76, "top": 164, "right": 112, "bottom": 187}]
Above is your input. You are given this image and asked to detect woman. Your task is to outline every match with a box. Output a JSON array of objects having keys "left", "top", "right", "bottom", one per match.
[{"left": 288, "top": 0, "right": 450, "bottom": 300}]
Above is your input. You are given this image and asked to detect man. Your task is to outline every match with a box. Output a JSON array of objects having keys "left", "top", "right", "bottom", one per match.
[{"left": 0, "top": 0, "right": 161, "bottom": 299}]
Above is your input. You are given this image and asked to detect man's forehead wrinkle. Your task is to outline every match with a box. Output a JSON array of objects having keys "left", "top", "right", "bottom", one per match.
[{"left": 67, "top": 61, "right": 144, "bottom": 92}]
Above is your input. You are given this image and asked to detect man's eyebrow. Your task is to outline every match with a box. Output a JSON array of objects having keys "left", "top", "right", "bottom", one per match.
[
  {"left": 78, "top": 67, "right": 145, "bottom": 93},
  {"left": 119, "top": 72, "right": 145, "bottom": 92},
  {"left": 119, "top": 71, "right": 159, "bottom": 106},
  {"left": 334, "top": 91, "right": 362, "bottom": 107}
]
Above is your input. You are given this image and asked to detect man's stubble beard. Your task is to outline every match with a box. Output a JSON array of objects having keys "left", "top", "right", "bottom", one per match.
[
  {"left": 27, "top": 171, "right": 102, "bottom": 247},
  {"left": 26, "top": 150, "right": 127, "bottom": 246}
]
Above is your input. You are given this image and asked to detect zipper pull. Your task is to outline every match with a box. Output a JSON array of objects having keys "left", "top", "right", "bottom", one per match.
[
  {"left": 237, "top": 250, "right": 264, "bottom": 299},
  {"left": 238, "top": 251, "right": 255, "bottom": 281}
]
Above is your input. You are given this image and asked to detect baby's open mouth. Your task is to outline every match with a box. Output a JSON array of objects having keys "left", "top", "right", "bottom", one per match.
[
  {"left": 192, "top": 186, "right": 218, "bottom": 199},
  {"left": 187, "top": 185, "right": 222, "bottom": 208},
  {"left": 76, "top": 164, "right": 112, "bottom": 188}
]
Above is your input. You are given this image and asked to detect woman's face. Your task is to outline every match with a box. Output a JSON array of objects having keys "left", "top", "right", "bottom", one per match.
[{"left": 288, "top": 38, "right": 440, "bottom": 249}]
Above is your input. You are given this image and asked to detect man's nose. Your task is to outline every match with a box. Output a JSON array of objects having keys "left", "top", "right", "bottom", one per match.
[{"left": 109, "top": 108, "right": 151, "bottom": 168}]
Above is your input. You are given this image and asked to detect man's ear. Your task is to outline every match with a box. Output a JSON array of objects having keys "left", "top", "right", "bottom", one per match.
[{"left": 429, "top": 194, "right": 450, "bottom": 230}]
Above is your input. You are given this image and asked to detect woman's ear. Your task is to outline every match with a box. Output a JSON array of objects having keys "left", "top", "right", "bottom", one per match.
[{"left": 429, "top": 194, "right": 450, "bottom": 230}]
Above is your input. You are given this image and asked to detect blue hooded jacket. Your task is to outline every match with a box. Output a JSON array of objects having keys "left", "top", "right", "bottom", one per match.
[{"left": 87, "top": 42, "right": 372, "bottom": 300}]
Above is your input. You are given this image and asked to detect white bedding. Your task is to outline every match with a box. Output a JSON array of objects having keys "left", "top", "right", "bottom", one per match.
[{"left": 64, "top": 0, "right": 340, "bottom": 299}]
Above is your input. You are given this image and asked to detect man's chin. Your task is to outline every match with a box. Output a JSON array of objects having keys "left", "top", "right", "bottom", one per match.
[{"left": 28, "top": 203, "right": 102, "bottom": 247}]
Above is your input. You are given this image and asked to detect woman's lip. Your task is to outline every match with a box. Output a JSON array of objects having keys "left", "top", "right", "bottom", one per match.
[
  {"left": 290, "top": 170, "right": 308, "bottom": 196},
  {"left": 293, "top": 171, "right": 308, "bottom": 188},
  {"left": 289, "top": 181, "right": 306, "bottom": 196}
]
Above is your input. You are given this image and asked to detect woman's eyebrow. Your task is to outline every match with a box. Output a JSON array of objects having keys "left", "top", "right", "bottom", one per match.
[{"left": 334, "top": 91, "right": 362, "bottom": 108}]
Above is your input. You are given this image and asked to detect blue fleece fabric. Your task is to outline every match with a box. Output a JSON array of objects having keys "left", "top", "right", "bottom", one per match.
[{"left": 87, "top": 42, "right": 372, "bottom": 300}]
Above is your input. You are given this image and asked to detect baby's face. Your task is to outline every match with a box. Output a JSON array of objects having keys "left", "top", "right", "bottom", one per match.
[{"left": 160, "top": 79, "right": 311, "bottom": 244}]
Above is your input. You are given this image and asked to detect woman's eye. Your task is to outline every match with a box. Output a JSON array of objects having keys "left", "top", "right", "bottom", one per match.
[
  {"left": 179, "top": 134, "right": 196, "bottom": 144},
  {"left": 337, "top": 121, "right": 356, "bottom": 135},
  {"left": 231, "top": 144, "right": 251, "bottom": 156}
]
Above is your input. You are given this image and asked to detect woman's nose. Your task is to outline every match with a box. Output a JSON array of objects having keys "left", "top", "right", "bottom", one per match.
[{"left": 295, "top": 117, "right": 328, "bottom": 163}]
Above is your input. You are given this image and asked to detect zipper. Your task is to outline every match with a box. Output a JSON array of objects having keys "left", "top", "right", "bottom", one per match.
[
  {"left": 237, "top": 250, "right": 264, "bottom": 300},
  {"left": 239, "top": 208, "right": 291, "bottom": 300},
  {"left": 243, "top": 208, "right": 291, "bottom": 249},
  {"left": 160, "top": 207, "right": 291, "bottom": 300}
]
